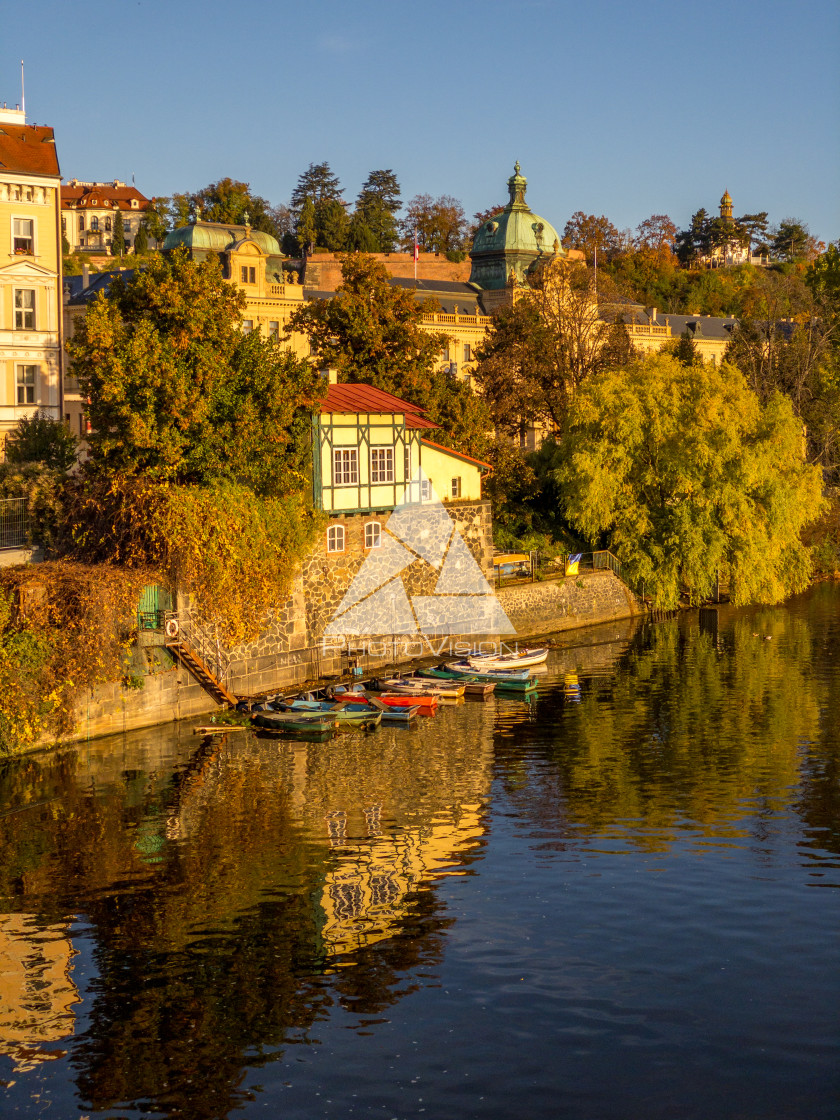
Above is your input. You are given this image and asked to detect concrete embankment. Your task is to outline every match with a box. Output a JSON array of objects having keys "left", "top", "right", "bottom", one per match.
[{"left": 54, "top": 570, "right": 641, "bottom": 744}]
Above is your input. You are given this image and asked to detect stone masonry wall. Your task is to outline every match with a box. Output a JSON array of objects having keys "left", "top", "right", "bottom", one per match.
[
  {"left": 53, "top": 535, "right": 637, "bottom": 744},
  {"left": 496, "top": 569, "right": 640, "bottom": 638}
]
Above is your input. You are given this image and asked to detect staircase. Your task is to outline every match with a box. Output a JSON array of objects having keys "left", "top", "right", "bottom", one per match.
[{"left": 164, "top": 612, "right": 236, "bottom": 707}]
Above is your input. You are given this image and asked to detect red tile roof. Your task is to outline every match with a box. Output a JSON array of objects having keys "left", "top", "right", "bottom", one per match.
[
  {"left": 320, "top": 383, "right": 439, "bottom": 429},
  {"left": 421, "top": 438, "right": 491, "bottom": 471},
  {"left": 61, "top": 184, "right": 151, "bottom": 211},
  {"left": 0, "top": 124, "right": 59, "bottom": 177}
]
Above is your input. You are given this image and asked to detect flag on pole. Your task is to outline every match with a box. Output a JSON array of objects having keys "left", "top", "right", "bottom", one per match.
[{"left": 413, "top": 230, "right": 419, "bottom": 263}]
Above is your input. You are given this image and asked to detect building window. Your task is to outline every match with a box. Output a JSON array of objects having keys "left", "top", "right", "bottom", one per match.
[
  {"left": 421, "top": 479, "right": 431, "bottom": 502},
  {"left": 370, "top": 447, "right": 394, "bottom": 483},
  {"left": 61, "top": 217, "right": 66, "bottom": 233},
  {"left": 16, "top": 365, "right": 36, "bottom": 405},
  {"left": 13, "top": 218, "right": 34, "bottom": 254},
  {"left": 451, "top": 476, "right": 462, "bottom": 498},
  {"left": 404, "top": 443, "right": 410, "bottom": 480},
  {"left": 268, "top": 321, "right": 279, "bottom": 337},
  {"left": 242, "top": 320, "right": 253, "bottom": 334},
  {"left": 14, "top": 289, "right": 35, "bottom": 330},
  {"left": 131, "top": 199, "right": 138, "bottom": 208},
  {"left": 463, "top": 343, "right": 471, "bottom": 363},
  {"left": 240, "top": 266, "right": 256, "bottom": 284},
  {"left": 78, "top": 215, "right": 85, "bottom": 231},
  {"left": 327, "top": 524, "right": 345, "bottom": 553},
  {"left": 105, "top": 216, "right": 112, "bottom": 231},
  {"left": 365, "top": 522, "right": 381, "bottom": 549},
  {"left": 333, "top": 448, "right": 358, "bottom": 485},
  {"left": 91, "top": 216, "right": 100, "bottom": 232}
]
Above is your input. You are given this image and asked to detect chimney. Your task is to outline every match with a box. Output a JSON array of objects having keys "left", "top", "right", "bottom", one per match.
[
  {"left": 82, "top": 264, "right": 89, "bottom": 289},
  {"left": 650, "top": 307, "right": 657, "bottom": 322}
]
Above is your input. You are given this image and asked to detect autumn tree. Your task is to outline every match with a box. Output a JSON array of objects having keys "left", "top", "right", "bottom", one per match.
[
  {"left": 561, "top": 212, "right": 620, "bottom": 260},
  {"left": 473, "top": 259, "right": 631, "bottom": 433},
  {"left": 634, "top": 214, "right": 676, "bottom": 262},
  {"left": 287, "top": 253, "right": 444, "bottom": 399},
  {"left": 558, "top": 352, "right": 824, "bottom": 608},
  {"left": 68, "top": 250, "right": 323, "bottom": 490},
  {"left": 399, "top": 194, "right": 468, "bottom": 253}
]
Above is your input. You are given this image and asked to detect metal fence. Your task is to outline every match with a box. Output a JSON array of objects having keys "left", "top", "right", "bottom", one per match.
[
  {"left": 493, "top": 548, "right": 647, "bottom": 600},
  {"left": 0, "top": 497, "right": 28, "bottom": 550}
]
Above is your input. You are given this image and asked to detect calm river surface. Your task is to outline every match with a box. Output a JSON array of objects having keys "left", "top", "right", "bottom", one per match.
[{"left": 1, "top": 585, "right": 839, "bottom": 1119}]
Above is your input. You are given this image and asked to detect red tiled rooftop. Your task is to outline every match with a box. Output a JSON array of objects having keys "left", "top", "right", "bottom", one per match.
[
  {"left": 0, "top": 124, "right": 59, "bottom": 177},
  {"left": 421, "top": 437, "right": 491, "bottom": 470},
  {"left": 320, "top": 383, "right": 439, "bottom": 429}
]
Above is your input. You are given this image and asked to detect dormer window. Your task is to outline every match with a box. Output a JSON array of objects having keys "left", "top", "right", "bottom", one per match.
[
  {"left": 131, "top": 199, "right": 138, "bottom": 209},
  {"left": 91, "top": 198, "right": 98, "bottom": 205},
  {"left": 240, "top": 266, "right": 256, "bottom": 284}
]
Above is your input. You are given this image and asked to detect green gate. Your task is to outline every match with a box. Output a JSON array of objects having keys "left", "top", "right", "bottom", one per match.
[{"left": 137, "top": 584, "right": 173, "bottom": 631}]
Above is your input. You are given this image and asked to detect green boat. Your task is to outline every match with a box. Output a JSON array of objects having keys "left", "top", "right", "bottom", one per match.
[
  {"left": 420, "top": 665, "right": 538, "bottom": 693},
  {"left": 291, "top": 700, "right": 382, "bottom": 729},
  {"left": 252, "top": 711, "right": 338, "bottom": 734}
]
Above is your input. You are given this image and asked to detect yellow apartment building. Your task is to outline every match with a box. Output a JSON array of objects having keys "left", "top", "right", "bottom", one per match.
[{"left": 0, "top": 106, "right": 63, "bottom": 448}]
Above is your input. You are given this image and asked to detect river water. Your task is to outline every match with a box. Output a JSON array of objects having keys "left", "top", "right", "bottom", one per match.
[{"left": 1, "top": 585, "right": 838, "bottom": 1119}]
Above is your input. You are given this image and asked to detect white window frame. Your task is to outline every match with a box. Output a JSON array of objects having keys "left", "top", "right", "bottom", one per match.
[
  {"left": 14, "top": 289, "right": 35, "bottom": 330},
  {"left": 333, "top": 448, "right": 358, "bottom": 486},
  {"left": 16, "top": 364, "right": 36, "bottom": 405},
  {"left": 365, "top": 521, "right": 381, "bottom": 549},
  {"left": 421, "top": 479, "right": 431, "bottom": 502},
  {"left": 327, "top": 524, "right": 345, "bottom": 553},
  {"left": 242, "top": 319, "right": 253, "bottom": 335},
  {"left": 370, "top": 446, "right": 394, "bottom": 484},
  {"left": 13, "top": 217, "right": 34, "bottom": 255},
  {"left": 403, "top": 443, "right": 410, "bottom": 481},
  {"left": 268, "top": 320, "right": 279, "bottom": 337},
  {"left": 451, "top": 476, "right": 462, "bottom": 498},
  {"left": 463, "top": 343, "right": 471, "bottom": 363}
]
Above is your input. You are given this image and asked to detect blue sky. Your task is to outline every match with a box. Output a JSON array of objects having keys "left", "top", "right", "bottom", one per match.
[{"left": 3, "top": 0, "right": 838, "bottom": 242}]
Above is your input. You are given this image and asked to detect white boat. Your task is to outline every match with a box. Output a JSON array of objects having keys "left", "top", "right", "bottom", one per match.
[
  {"left": 466, "top": 647, "right": 549, "bottom": 670},
  {"left": 378, "top": 676, "right": 466, "bottom": 699}
]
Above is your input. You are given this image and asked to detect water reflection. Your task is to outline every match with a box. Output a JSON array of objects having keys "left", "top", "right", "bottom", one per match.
[
  {"left": 0, "top": 916, "right": 78, "bottom": 1074},
  {"left": 0, "top": 591, "right": 838, "bottom": 1117}
]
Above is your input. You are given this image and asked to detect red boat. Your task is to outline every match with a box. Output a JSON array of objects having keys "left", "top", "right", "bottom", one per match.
[{"left": 368, "top": 692, "right": 438, "bottom": 712}]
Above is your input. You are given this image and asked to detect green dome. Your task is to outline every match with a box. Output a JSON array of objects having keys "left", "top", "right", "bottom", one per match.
[
  {"left": 163, "top": 221, "right": 281, "bottom": 257},
  {"left": 469, "top": 163, "right": 563, "bottom": 290}
]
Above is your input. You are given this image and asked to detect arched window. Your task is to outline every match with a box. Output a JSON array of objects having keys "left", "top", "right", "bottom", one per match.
[
  {"left": 327, "top": 524, "right": 345, "bottom": 553},
  {"left": 78, "top": 215, "right": 85, "bottom": 231},
  {"left": 91, "top": 216, "right": 99, "bottom": 232},
  {"left": 105, "top": 216, "right": 112, "bottom": 231},
  {"left": 365, "top": 522, "right": 381, "bottom": 549}
]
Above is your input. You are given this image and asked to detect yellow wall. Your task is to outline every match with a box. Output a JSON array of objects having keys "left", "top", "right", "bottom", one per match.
[
  {"left": 419, "top": 440, "right": 483, "bottom": 502},
  {"left": 0, "top": 176, "right": 62, "bottom": 442}
]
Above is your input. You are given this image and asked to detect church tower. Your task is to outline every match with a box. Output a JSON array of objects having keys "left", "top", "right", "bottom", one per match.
[{"left": 719, "top": 189, "right": 734, "bottom": 223}]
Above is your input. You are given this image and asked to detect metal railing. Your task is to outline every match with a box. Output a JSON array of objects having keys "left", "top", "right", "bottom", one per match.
[
  {"left": 164, "top": 609, "right": 231, "bottom": 688},
  {"left": 0, "top": 498, "right": 28, "bottom": 550},
  {"left": 493, "top": 548, "right": 646, "bottom": 600}
]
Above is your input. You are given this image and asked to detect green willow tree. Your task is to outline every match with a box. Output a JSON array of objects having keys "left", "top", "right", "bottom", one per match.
[{"left": 558, "top": 352, "right": 824, "bottom": 608}]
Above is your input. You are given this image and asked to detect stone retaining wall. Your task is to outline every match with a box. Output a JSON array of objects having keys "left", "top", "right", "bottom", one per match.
[
  {"left": 58, "top": 568, "right": 641, "bottom": 743},
  {"left": 496, "top": 570, "right": 640, "bottom": 638}
]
